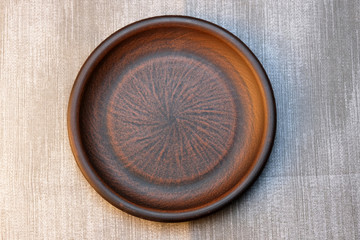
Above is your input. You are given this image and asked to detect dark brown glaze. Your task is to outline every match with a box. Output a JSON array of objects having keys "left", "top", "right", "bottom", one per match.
[
  {"left": 68, "top": 16, "right": 276, "bottom": 222},
  {"left": 107, "top": 55, "right": 237, "bottom": 184}
]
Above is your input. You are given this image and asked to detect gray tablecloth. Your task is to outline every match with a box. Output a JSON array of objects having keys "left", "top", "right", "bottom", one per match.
[{"left": 1, "top": 0, "right": 359, "bottom": 239}]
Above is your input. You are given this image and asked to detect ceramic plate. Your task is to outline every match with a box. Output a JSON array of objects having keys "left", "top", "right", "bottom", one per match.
[{"left": 68, "top": 16, "right": 276, "bottom": 222}]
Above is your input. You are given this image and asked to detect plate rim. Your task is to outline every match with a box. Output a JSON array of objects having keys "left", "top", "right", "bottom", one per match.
[{"left": 67, "top": 15, "right": 276, "bottom": 222}]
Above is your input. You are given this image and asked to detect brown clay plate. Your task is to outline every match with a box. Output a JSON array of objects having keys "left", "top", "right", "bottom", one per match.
[{"left": 68, "top": 16, "right": 276, "bottom": 222}]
